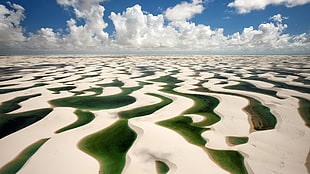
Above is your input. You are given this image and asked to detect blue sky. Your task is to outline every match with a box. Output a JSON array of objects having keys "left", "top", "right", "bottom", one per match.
[{"left": 0, "top": 0, "right": 310, "bottom": 54}]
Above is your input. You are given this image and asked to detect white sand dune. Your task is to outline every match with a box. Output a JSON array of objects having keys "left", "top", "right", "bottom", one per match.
[{"left": 0, "top": 55, "right": 309, "bottom": 174}]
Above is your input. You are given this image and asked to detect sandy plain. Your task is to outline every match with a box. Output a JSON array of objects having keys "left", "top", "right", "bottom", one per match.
[{"left": 0, "top": 55, "right": 309, "bottom": 174}]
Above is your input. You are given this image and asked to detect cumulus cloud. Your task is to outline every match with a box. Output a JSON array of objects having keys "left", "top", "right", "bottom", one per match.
[
  {"left": 0, "top": 1, "right": 309, "bottom": 54},
  {"left": 110, "top": 5, "right": 178, "bottom": 48},
  {"left": 228, "top": 0, "right": 310, "bottom": 14},
  {"left": 23, "top": 0, "right": 109, "bottom": 51},
  {"left": 228, "top": 22, "right": 290, "bottom": 49},
  {"left": 27, "top": 28, "right": 61, "bottom": 49},
  {"left": 165, "top": 0, "right": 204, "bottom": 21},
  {"left": 0, "top": 2, "right": 26, "bottom": 46},
  {"left": 269, "top": 14, "right": 288, "bottom": 23},
  {"left": 109, "top": 3, "right": 302, "bottom": 53},
  {"left": 57, "top": 0, "right": 109, "bottom": 46}
]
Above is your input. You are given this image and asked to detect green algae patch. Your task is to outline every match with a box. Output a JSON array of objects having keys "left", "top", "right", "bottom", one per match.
[
  {"left": 75, "top": 74, "right": 101, "bottom": 81},
  {"left": 156, "top": 161, "right": 170, "bottom": 174},
  {"left": 207, "top": 148, "right": 248, "bottom": 174},
  {"left": 55, "top": 110, "right": 95, "bottom": 133},
  {"left": 293, "top": 76, "right": 310, "bottom": 85},
  {"left": 49, "top": 95, "right": 135, "bottom": 110},
  {"left": 151, "top": 75, "right": 221, "bottom": 126},
  {"left": 132, "top": 70, "right": 155, "bottom": 79},
  {"left": 0, "top": 83, "right": 48, "bottom": 94},
  {"left": 152, "top": 75, "right": 248, "bottom": 174},
  {"left": 151, "top": 75, "right": 183, "bottom": 85},
  {"left": 0, "top": 138, "right": 49, "bottom": 174},
  {"left": 49, "top": 85, "right": 141, "bottom": 110},
  {"left": 121, "top": 86, "right": 142, "bottom": 95},
  {"left": 97, "top": 79, "right": 124, "bottom": 87},
  {"left": 82, "top": 87, "right": 103, "bottom": 96},
  {"left": 48, "top": 86, "right": 76, "bottom": 94},
  {"left": 71, "top": 87, "right": 103, "bottom": 96},
  {"left": 79, "top": 120, "right": 137, "bottom": 174},
  {"left": 0, "top": 94, "right": 41, "bottom": 114},
  {"left": 138, "top": 81, "right": 153, "bottom": 86},
  {"left": 296, "top": 97, "right": 310, "bottom": 128},
  {"left": 0, "top": 108, "right": 53, "bottom": 138},
  {"left": 182, "top": 94, "right": 221, "bottom": 127},
  {"left": 193, "top": 82, "right": 277, "bottom": 131},
  {"left": 227, "top": 136, "right": 249, "bottom": 145},
  {"left": 245, "top": 76, "right": 310, "bottom": 94},
  {"left": 245, "top": 97, "right": 277, "bottom": 130},
  {"left": 119, "top": 93, "right": 173, "bottom": 119},
  {"left": 158, "top": 116, "right": 209, "bottom": 146},
  {"left": 224, "top": 81, "right": 283, "bottom": 99}
]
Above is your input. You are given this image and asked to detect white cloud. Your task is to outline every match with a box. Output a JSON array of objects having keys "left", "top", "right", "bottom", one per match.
[
  {"left": 269, "top": 14, "right": 288, "bottom": 23},
  {"left": 165, "top": 0, "right": 204, "bottom": 21},
  {"left": 28, "top": 28, "right": 61, "bottom": 48},
  {"left": 0, "top": 1, "right": 309, "bottom": 54},
  {"left": 56, "top": 0, "right": 109, "bottom": 47},
  {"left": 110, "top": 5, "right": 178, "bottom": 48},
  {"left": 0, "top": 2, "right": 26, "bottom": 45},
  {"left": 56, "top": 0, "right": 104, "bottom": 10},
  {"left": 228, "top": 0, "right": 310, "bottom": 14},
  {"left": 108, "top": 2, "right": 304, "bottom": 53},
  {"left": 228, "top": 22, "right": 290, "bottom": 48}
]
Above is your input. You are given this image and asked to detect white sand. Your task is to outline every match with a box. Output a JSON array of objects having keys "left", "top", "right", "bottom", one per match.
[{"left": 0, "top": 55, "right": 309, "bottom": 174}]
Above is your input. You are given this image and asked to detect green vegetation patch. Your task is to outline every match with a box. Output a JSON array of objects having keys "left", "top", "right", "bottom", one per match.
[
  {"left": 296, "top": 97, "right": 310, "bottom": 128},
  {"left": 138, "top": 81, "right": 153, "bottom": 86},
  {"left": 156, "top": 160, "right": 170, "bottom": 174},
  {"left": 152, "top": 75, "right": 248, "bottom": 173},
  {"left": 158, "top": 116, "right": 209, "bottom": 146},
  {"left": 245, "top": 76, "right": 310, "bottom": 94},
  {"left": 207, "top": 148, "right": 248, "bottom": 174},
  {"left": 97, "top": 79, "right": 124, "bottom": 87},
  {"left": 53, "top": 75, "right": 71, "bottom": 80},
  {"left": 55, "top": 110, "right": 95, "bottom": 133},
  {"left": 48, "top": 86, "right": 76, "bottom": 94},
  {"left": 119, "top": 93, "right": 173, "bottom": 119},
  {"left": 49, "top": 85, "right": 140, "bottom": 110},
  {"left": 71, "top": 87, "right": 103, "bottom": 96},
  {"left": 82, "top": 87, "right": 103, "bottom": 96},
  {"left": 193, "top": 82, "right": 277, "bottom": 131},
  {"left": 49, "top": 95, "right": 135, "bottom": 110},
  {"left": 0, "top": 94, "right": 41, "bottom": 114},
  {"left": 151, "top": 75, "right": 183, "bottom": 85},
  {"left": 79, "top": 120, "right": 137, "bottom": 174},
  {"left": 121, "top": 86, "right": 142, "bottom": 95},
  {"left": 0, "top": 83, "right": 48, "bottom": 94},
  {"left": 245, "top": 97, "right": 277, "bottom": 130},
  {"left": 32, "top": 75, "right": 47, "bottom": 80},
  {"left": 132, "top": 70, "right": 155, "bottom": 79},
  {"left": 152, "top": 75, "right": 221, "bottom": 127},
  {"left": 0, "top": 138, "right": 49, "bottom": 174},
  {"left": 224, "top": 81, "right": 283, "bottom": 99},
  {"left": 293, "top": 76, "right": 310, "bottom": 85},
  {"left": 227, "top": 136, "right": 249, "bottom": 145},
  {"left": 75, "top": 74, "right": 101, "bottom": 81},
  {"left": 213, "top": 74, "right": 228, "bottom": 80},
  {"left": 0, "top": 108, "right": 53, "bottom": 138},
  {"left": 182, "top": 94, "right": 221, "bottom": 127}
]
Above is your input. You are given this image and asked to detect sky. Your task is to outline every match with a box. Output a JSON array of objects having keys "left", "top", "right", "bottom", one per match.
[{"left": 0, "top": 0, "right": 310, "bottom": 55}]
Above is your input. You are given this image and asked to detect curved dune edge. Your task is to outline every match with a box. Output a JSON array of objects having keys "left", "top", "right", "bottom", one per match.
[
  {"left": 180, "top": 74, "right": 310, "bottom": 173},
  {"left": 0, "top": 55, "right": 309, "bottom": 174},
  {"left": 0, "top": 138, "right": 49, "bottom": 174}
]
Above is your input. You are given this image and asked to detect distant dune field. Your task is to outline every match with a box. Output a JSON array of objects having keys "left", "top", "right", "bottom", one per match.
[{"left": 0, "top": 55, "right": 309, "bottom": 174}]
